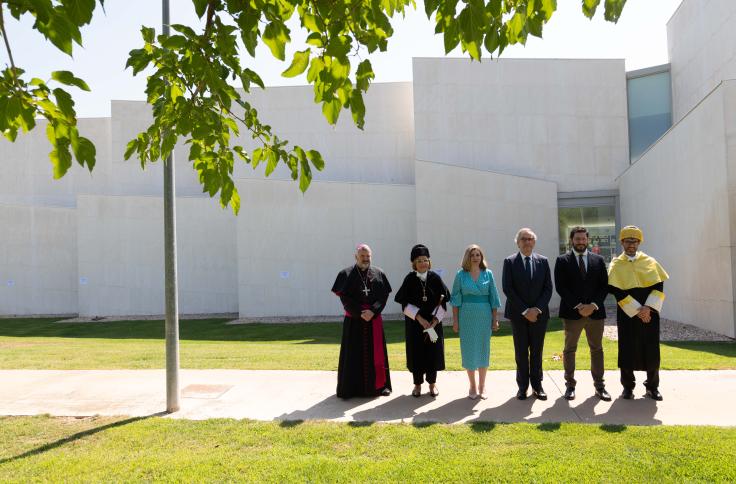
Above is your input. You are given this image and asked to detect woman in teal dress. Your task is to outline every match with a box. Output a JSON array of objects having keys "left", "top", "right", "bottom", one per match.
[{"left": 451, "top": 244, "right": 501, "bottom": 400}]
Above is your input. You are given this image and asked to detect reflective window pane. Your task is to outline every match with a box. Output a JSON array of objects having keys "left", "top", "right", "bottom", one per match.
[
  {"left": 627, "top": 70, "right": 672, "bottom": 161},
  {"left": 558, "top": 205, "right": 617, "bottom": 263}
]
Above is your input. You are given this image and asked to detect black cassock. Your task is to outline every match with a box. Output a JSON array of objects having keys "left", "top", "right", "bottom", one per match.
[
  {"left": 609, "top": 282, "right": 664, "bottom": 371},
  {"left": 332, "top": 265, "right": 392, "bottom": 399},
  {"left": 394, "top": 271, "right": 449, "bottom": 375}
]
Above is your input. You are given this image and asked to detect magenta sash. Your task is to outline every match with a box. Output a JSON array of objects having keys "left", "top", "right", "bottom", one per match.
[
  {"left": 372, "top": 314, "right": 387, "bottom": 390},
  {"left": 359, "top": 304, "right": 387, "bottom": 390}
]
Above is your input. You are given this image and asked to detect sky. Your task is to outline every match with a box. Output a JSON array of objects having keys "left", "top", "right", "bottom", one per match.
[{"left": 4, "top": 0, "right": 684, "bottom": 118}]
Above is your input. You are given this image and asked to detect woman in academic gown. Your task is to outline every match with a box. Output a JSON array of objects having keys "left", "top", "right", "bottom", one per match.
[{"left": 394, "top": 244, "right": 451, "bottom": 397}]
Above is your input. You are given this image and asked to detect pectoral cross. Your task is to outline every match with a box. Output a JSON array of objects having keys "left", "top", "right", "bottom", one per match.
[{"left": 362, "top": 285, "right": 370, "bottom": 296}]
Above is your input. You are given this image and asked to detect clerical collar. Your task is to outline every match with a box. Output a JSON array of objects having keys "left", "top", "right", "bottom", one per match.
[
  {"left": 415, "top": 271, "right": 428, "bottom": 281},
  {"left": 573, "top": 249, "right": 588, "bottom": 257},
  {"left": 356, "top": 265, "right": 370, "bottom": 273}
]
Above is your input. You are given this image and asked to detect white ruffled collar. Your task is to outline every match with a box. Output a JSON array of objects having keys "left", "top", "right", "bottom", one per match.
[{"left": 415, "top": 271, "right": 428, "bottom": 281}]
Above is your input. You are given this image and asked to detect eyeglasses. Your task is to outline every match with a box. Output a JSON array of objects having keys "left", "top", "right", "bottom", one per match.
[
  {"left": 519, "top": 237, "right": 535, "bottom": 242},
  {"left": 622, "top": 239, "right": 640, "bottom": 244}
]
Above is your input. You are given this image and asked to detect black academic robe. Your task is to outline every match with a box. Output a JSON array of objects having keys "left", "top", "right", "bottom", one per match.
[
  {"left": 394, "top": 271, "right": 450, "bottom": 374},
  {"left": 609, "top": 282, "right": 663, "bottom": 371},
  {"left": 332, "top": 265, "right": 392, "bottom": 399}
]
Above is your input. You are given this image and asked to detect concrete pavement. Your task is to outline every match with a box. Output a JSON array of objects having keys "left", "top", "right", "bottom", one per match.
[{"left": 2, "top": 369, "right": 735, "bottom": 426}]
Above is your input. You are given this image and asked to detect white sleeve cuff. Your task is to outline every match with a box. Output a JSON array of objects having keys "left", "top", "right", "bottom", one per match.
[
  {"left": 645, "top": 290, "right": 665, "bottom": 312},
  {"left": 403, "top": 304, "right": 419, "bottom": 320}
]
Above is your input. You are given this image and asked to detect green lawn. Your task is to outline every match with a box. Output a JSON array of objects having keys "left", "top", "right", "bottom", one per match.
[
  {"left": 0, "top": 416, "right": 734, "bottom": 482},
  {"left": 0, "top": 317, "right": 733, "bottom": 370}
]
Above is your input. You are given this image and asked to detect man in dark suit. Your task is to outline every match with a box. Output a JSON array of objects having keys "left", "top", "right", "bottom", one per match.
[
  {"left": 502, "top": 227, "right": 553, "bottom": 400},
  {"left": 554, "top": 226, "right": 611, "bottom": 402}
]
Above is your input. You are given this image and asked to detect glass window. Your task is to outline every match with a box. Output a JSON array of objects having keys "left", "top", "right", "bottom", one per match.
[
  {"left": 558, "top": 205, "right": 617, "bottom": 263},
  {"left": 627, "top": 69, "right": 672, "bottom": 161}
]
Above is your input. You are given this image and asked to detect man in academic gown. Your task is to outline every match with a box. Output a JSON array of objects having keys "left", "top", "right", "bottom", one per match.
[
  {"left": 332, "top": 244, "right": 392, "bottom": 399},
  {"left": 608, "top": 226, "right": 669, "bottom": 401}
]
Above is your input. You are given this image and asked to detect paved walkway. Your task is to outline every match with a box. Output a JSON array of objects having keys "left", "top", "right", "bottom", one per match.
[{"left": 2, "top": 369, "right": 734, "bottom": 426}]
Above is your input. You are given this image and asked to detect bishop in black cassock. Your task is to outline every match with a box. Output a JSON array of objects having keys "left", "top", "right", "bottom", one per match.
[{"left": 332, "top": 244, "right": 392, "bottom": 399}]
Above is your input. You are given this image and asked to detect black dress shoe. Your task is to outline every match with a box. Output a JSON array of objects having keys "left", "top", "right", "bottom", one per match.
[
  {"left": 516, "top": 389, "right": 527, "bottom": 400},
  {"left": 621, "top": 388, "right": 634, "bottom": 399},
  {"left": 380, "top": 388, "right": 392, "bottom": 396},
  {"left": 596, "top": 388, "right": 612, "bottom": 401},
  {"left": 532, "top": 388, "right": 548, "bottom": 400},
  {"left": 564, "top": 387, "right": 575, "bottom": 400},
  {"left": 646, "top": 389, "right": 663, "bottom": 401}
]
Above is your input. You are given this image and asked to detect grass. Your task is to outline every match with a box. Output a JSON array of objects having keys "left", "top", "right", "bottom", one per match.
[
  {"left": 0, "top": 317, "right": 733, "bottom": 371},
  {"left": 0, "top": 416, "right": 734, "bottom": 482}
]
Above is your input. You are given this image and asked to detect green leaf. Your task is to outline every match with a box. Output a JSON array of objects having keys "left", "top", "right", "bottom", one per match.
[
  {"left": 355, "top": 59, "right": 374, "bottom": 92},
  {"left": 484, "top": 28, "right": 500, "bottom": 54},
  {"left": 282, "top": 49, "right": 311, "bottom": 78},
  {"left": 350, "top": 90, "right": 365, "bottom": 130},
  {"left": 52, "top": 88, "right": 75, "bottom": 119},
  {"left": 263, "top": 22, "right": 290, "bottom": 61},
  {"left": 74, "top": 136, "right": 96, "bottom": 171},
  {"left": 192, "top": 0, "right": 209, "bottom": 18},
  {"left": 141, "top": 26, "right": 155, "bottom": 44},
  {"left": 540, "top": 0, "right": 557, "bottom": 20},
  {"left": 307, "top": 150, "right": 324, "bottom": 171},
  {"left": 162, "top": 35, "right": 187, "bottom": 50},
  {"left": 603, "top": 0, "right": 627, "bottom": 22},
  {"left": 63, "top": 0, "right": 96, "bottom": 25},
  {"left": 124, "top": 139, "right": 139, "bottom": 160},
  {"left": 582, "top": 0, "right": 600, "bottom": 19},
  {"left": 325, "top": 36, "right": 352, "bottom": 58},
  {"left": 51, "top": 70, "right": 90, "bottom": 91},
  {"left": 322, "top": 97, "right": 341, "bottom": 125},
  {"left": 244, "top": 69, "right": 264, "bottom": 89},
  {"left": 298, "top": 155, "right": 312, "bottom": 192}
]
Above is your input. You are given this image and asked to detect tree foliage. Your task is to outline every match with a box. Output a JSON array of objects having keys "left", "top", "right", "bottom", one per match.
[{"left": 0, "top": 0, "right": 627, "bottom": 213}]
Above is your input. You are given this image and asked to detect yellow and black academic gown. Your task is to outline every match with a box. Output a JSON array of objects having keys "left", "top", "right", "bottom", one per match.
[
  {"left": 332, "top": 265, "right": 392, "bottom": 399},
  {"left": 608, "top": 252, "right": 669, "bottom": 371}
]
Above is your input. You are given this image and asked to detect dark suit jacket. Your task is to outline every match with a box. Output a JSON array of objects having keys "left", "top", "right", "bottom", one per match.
[
  {"left": 554, "top": 251, "right": 608, "bottom": 320},
  {"left": 502, "top": 252, "right": 553, "bottom": 322}
]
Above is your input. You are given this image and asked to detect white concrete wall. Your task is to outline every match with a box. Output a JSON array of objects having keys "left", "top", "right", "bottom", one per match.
[
  {"left": 0, "top": 204, "right": 77, "bottom": 315},
  {"left": 235, "top": 179, "right": 416, "bottom": 317},
  {"left": 668, "top": 0, "right": 736, "bottom": 122},
  {"left": 0, "top": 118, "right": 111, "bottom": 208},
  {"left": 415, "top": 160, "right": 560, "bottom": 312},
  {"left": 109, "top": 83, "right": 415, "bottom": 196},
  {"left": 76, "top": 195, "right": 238, "bottom": 316},
  {"left": 413, "top": 58, "right": 629, "bottom": 193},
  {"left": 618, "top": 81, "right": 735, "bottom": 338}
]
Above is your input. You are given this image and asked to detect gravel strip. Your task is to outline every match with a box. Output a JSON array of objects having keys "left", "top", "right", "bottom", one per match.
[{"left": 603, "top": 315, "right": 733, "bottom": 342}]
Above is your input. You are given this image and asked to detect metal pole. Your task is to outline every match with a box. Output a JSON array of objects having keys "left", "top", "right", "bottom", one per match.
[{"left": 162, "top": 0, "right": 180, "bottom": 413}]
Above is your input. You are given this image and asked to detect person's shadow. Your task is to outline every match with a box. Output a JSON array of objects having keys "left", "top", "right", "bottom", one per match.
[
  {"left": 276, "top": 394, "right": 374, "bottom": 423},
  {"left": 527, "top": 395, "right": 576, "bottom": 427},
  {"left": 588, "top": 393, "right": 662, "bottom": 426},
  {"left": 413, "top": 396, "right": 482, "bottom": 424},
  {"left": 471, "top": 396, "right": 535, "bottom": 424},
  {"left": 350, "top": 394, "right": 431, "bottom": 422}
]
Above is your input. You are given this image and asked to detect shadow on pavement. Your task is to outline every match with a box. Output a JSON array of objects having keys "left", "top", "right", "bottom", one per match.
[
  {"left": 275, "top": 394, "right": 375, "bottom": 423},
  {"left": 413, "top": 396, "right": 482, "bottom": 424},
  {"left": 350, "top": 394, "right": 430, "bottom": 422}
]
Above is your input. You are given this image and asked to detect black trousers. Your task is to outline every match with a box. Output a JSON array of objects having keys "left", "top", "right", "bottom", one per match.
[
  {"left": 511, "top": 318, "right": 548, "bottom": 392},
  {"left": 412, "top": 370, "right": 437, "bottom": 385},
  {"left": 620, "top": 368, "right": 659, "bottom": 391}
]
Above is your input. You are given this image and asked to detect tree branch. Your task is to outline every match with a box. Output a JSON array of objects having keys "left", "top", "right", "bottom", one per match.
[{"left": 0, "top": 2, "right": 18, "bottom": 75}]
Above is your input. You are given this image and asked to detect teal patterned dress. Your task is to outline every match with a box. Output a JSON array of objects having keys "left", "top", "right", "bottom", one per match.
[{"left": 451, "top": 269, "right": 501, "bottom": 370}]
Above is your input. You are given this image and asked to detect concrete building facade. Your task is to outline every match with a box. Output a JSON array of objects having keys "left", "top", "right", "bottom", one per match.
[{"left": 1, "top": 0, "right": 734, "bottom": 337}]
